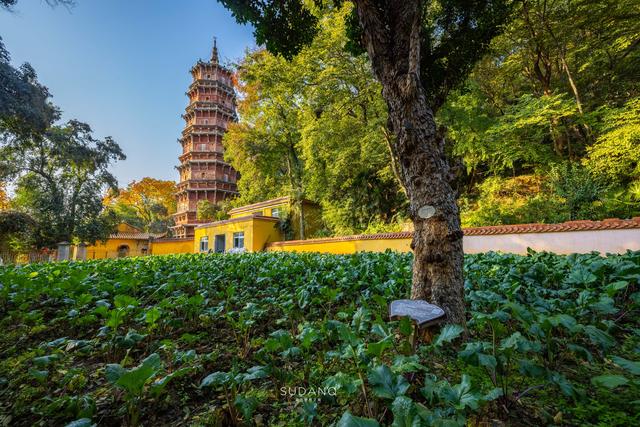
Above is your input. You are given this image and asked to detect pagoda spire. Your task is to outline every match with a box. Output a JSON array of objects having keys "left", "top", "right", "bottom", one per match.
[{"left": 211, "top": 37, "right": 219, "bottom": 65}]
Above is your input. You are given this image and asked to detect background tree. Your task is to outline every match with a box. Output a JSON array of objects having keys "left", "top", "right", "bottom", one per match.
[
  {"left": 1, "top": 0, "right": 125, "bottom": 249},
  {"left": 225, "top": 6, "right": 407, "bottom": 237},
  {"left": 104, "top": 177, "right": 177, "bottom": 233},
  {"left": 1, "top": 0, "right": 73, "bottom": 10},
  {"left": 0, "top": 120, "right": 125, "bottom": 247},
  {"left": 0, "top": 182, "right": 9, "bottom": 209},
  {"left": 297, "top": 7, "right": 407, "bottom": 235},
  {"left": 196, "top": 200, "right": 228, "bottom": 222},
  {"left": 0, "top": 210, "right": 35, "bottom": 254},
  {"left": 225, "top": 49, "right": 308, "bottom": 237},
  {"left": 218, "top": 0, "right": 514, "bottom": 325},
  {"left": 0, "top": 39, "right": 57, "bottom": 137},
  {"left": 1, "top": 1, "right": 74, "bottom": 134}
]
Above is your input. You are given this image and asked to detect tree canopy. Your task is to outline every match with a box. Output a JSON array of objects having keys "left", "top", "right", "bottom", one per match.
[
  {"left": 104, "top": 177, "right": 177, "bottom": 233},
  {"left": 224, "top": 6, "right": 407, "bottom": 235},
  {"left": 0, "top": 39, "right": 57, "bottom": 136},
  {"left": 1, "top": 120, "right": 125, "bottom": 247},
  {"left": 1, "top": 1, "right": 125, "bottom": 250}
]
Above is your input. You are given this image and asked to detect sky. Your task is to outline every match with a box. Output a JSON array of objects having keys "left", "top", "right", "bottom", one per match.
[{"left": 0, "top": 0, "right": 256, "bottom": 185}]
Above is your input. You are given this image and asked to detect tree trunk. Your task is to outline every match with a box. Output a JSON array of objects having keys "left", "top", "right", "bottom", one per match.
[
  {"left": 353, "top": 0, "right": 466, "bottom": 326},
  {"left": 385, "top": 89, "right": 466, "bottom": 327},
  {"left": 298, "top": 196, "right": 305, "bottom": 240}
]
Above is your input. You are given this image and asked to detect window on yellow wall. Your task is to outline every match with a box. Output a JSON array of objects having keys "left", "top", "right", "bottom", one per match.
[
  {"left": 233, "top": 232, "right": 244, "bottom": 249},
  {"left": 271, "top": 208, "right": 280, "bottom": 218},
  {"left": 199, "top": 236, "right": 209, "bottom": 252}
]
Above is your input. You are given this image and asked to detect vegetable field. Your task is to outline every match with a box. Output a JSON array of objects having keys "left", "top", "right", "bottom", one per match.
[{"left": 1, "top": 251, "right": 639, "bottom": 426}]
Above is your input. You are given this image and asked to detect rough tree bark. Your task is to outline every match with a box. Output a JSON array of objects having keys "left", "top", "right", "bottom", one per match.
[{"left": 353, "top": 0, "right": 466, "bottom": 326}]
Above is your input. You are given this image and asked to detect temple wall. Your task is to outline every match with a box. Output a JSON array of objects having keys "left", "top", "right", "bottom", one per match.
[{"left": 266, "top": 228, "right": 640, "bottom": 255}]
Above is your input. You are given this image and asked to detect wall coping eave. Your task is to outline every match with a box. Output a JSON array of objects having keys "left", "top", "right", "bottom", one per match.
[
  {"left": 266, "top": 217, "right": 640, "bottom": 247},
  {"left": 153, "top": 237, "right": 195, "bottom": 243},
  {"left": 108, "top": 232, "right": 163, "bottom": 240},
  {"left": 228, "top": 196, "right": 318, "bottom": 216},
  {"left": 227, "top": 196, "right": 291, "bottom": 215}
]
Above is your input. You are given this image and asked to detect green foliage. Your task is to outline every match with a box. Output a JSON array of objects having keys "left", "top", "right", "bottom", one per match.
[
  {"left": 1, "top": 250, "right": 639, "bottom": 425},
  {"left": 584, "top": 98, "right": 640, "bottom": 186},
  {"left": 0, "top": 120, "right": 124, "bottom": 247},
  {"left": 217, "top": 0, "right": 318, "bottom": 60},
  {"left": 225, "top": 6, "right": 406, "bottom": 235},
  {"left": 0, "top": 39, "right": 56, "bottom": 136},
  {"left": 2, "top": 7, "right": 124, "bottom": 248},
  {"left": 439, "top": 0, "right": 640, "bottom": 224},
  {"left": 218, "top": 0, "right": 514, "bottom": 110},
  {"left": 368, "top": 364, "right": 409, "bottom": 400},
  {"left": 337, "top": 411, "right": 379, "bottom": 427},
  {"left": 461, "top": 160, "right": 640, "bottom": 226},
  {"left": 0, "top": 209, "right": 36, "bottom": 252},
  {"left": 460, "top": 175, "right": 567, "bottom": 226},
  {"left": 196, "top": 200, "right": 228, "bottom": 222},
  {"left": 549, "top": 163, "right": 609, "bottom": 220},
  {"left": 105, "top": 353, "right": 163, "bottom": 426},
  {"left": 103, "top": 178, "right": 177, "bottom": 234}
]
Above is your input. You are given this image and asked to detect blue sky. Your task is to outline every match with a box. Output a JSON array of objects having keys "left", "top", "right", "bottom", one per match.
[{"left": 0, "top": 0, "right": 256, "bottom": 185}]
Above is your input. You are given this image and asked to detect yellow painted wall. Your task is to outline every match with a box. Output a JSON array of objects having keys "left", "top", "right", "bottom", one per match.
[
  {"left": 251, "top": 218, "right": 284, "bottom": 251},
  {"left": 268, "top": 229, "right": 640, "bottom": 256},
  {"left": 266, "top": 236, "right": 411, "bottom": 254},
  {"left": 227, "top": 198, "right": 322, "bottom": 241},
  {"left": 151, "top": 239, "right": 194, "bottom": 255},
  {"left": 86, "top": 238, "right": 150, "bottom": 259},
  {"left": 194, "top": 217, "right": 282, "bottom": 253}
]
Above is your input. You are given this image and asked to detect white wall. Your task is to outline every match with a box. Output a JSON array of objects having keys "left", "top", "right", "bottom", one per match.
[{"left": 464, "top": 229, "right": 640, "bottom": 255}]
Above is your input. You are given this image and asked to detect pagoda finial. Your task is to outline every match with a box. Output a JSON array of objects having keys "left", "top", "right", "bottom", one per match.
[{"left": 211, "top": 37, "right": 219, "bottom": 65}]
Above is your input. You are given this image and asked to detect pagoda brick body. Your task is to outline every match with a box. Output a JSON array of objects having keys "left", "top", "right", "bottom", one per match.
[{"left": 172, "top": 41, "right": 239, "bottom": 238}]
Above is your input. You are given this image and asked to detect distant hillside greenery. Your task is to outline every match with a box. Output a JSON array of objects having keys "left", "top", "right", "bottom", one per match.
[
  {"left": 441, "top": 0, "right": 640, "bottom": 227},
  {"left": 224, "top": 1, "right": 640, "bottom": 235}
]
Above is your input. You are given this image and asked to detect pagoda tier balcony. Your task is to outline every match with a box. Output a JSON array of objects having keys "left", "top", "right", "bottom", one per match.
[
  {"left": 176, "top": 158, "right": 228, "bottom": 168},
  {"left": 172, "top": 210, "right": 198, "bottom": 220},
  {"left": 183, "top": 117, "right": 231, "bottom": 127},
  {"left": 175, "top": 179, "right": 238, "bottom": 193},
  {"left": 176, "top": 160, "right": 231, "bottom": 171},
  {"left": 171, "top": 221, "right": 207, "bottom": 228},
  {"left": 180, "top": 128, "right": 226, "bottom": 139},
  {"left": 172, "top": 210, "right": 210, "bottom": 223},
  {"left": 187, "top": 79, "right": 234, "bottom": 96},
  {"left": 190, "top": 60, "right": 233, "bottom": 77},
  {"left": 182, "top": 124, "right": 227, "bottom": 136},
  {"left": 178, "top": 151, "right": 225, "bottom": 163},
  {"left": 182, "top": 111, "right": 236, "bottom": 124},
  {"left": 185, "top": 101, "right": 235, "bottom": 116},
  {"left": 178, "top": 142, "right": 224, "bottom": 154}
]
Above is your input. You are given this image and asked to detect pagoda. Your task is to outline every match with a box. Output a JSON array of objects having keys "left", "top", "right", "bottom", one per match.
[{"left": 172, "top": 40, "right": 239, "bottom": 238}]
